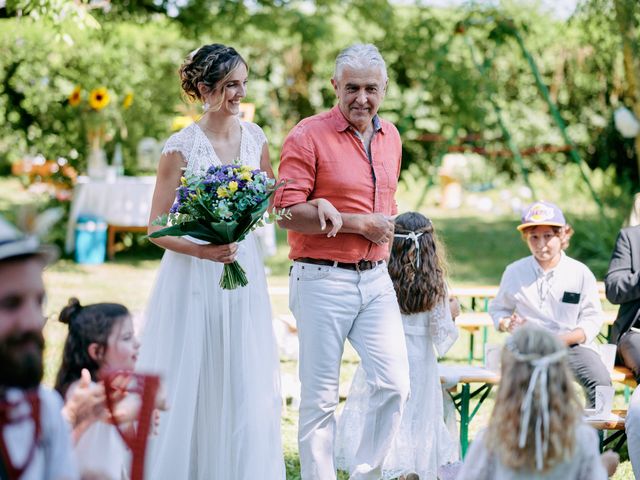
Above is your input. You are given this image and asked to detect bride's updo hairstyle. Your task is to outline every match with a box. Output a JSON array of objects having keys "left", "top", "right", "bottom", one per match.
[
  {"left": 179, "top": 43, "right": 247, "bottom": 110},
  {"left": 54, "top": 297, "right": 130, "bottom": 397}
]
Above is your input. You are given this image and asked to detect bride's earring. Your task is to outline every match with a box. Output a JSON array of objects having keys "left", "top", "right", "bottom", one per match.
[{"left": 202, "top": 101, "right": 210, "bottom": 112}]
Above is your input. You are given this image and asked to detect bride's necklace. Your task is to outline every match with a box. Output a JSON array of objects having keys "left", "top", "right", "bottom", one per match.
[
  {"left": 198, "top": 120, "right": 242, "bottom": 164},
  {"left": 198, "top": 119, "right": 239, "bottom": 137}
]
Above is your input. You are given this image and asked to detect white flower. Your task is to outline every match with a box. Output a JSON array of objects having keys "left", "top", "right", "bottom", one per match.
[{"left": 614, "top": 106, "right": 640, "bottom": 138}]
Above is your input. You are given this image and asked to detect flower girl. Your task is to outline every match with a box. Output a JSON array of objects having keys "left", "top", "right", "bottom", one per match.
[
  {"left": 456, "top": 325, "right": 618, "bottom": 479},
  {"left": 336, "top": 212, "right": 459, "bottom": 479},
  {"left": 55, "top": 298, "right": 140, "bottom": 480}
]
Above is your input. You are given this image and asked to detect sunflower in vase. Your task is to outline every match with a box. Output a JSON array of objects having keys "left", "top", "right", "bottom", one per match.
[{"left": 67, "top": 85, "right": 134, "bottom": 170}]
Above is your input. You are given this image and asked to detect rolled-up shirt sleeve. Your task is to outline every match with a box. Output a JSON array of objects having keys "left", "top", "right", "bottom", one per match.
[
  {"left": 274, "top": 127, "right": 316, "bottom": 209},
  {"left": 577, "top": 270, "right": 604, "bottom": 343},
  {"left": 489, "top": 267, "right": 516, "bottom": 330}
]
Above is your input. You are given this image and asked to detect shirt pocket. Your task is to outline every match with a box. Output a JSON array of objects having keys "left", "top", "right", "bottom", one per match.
[{"left": 379, "top": 159, "right": 398, "bottom": 192}]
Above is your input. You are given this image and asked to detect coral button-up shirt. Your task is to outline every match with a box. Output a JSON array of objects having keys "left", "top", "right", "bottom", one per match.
[{"left": 274, "top": 105, "right": 402, "bottom": 263}]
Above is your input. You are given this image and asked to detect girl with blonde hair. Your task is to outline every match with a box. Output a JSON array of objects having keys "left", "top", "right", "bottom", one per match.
[{"left": 456, "top": 325, "right": 618, "bottom": 479}]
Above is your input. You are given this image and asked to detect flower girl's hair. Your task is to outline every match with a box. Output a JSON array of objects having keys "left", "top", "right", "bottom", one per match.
[
  {"left": 388, "top": 211, "right": 447, "bottom": 314},
  {"left": 54, "top": 297, "right": 130, "bottom": 397},
  {"left": 486, "top": 325, "right": 581, "bottom": 472}
]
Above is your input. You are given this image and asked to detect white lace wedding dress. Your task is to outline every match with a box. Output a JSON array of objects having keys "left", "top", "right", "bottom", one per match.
[
  {"left": 137, "top": 121, "right": 285, "bottom": 480},
  {"left": 336, "top": 297, "right": 459, "bottom": 480}
]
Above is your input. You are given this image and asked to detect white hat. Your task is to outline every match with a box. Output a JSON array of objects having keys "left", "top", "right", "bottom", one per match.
[{"left": 0, "top": 216, "right": 58, "bottom": 264}]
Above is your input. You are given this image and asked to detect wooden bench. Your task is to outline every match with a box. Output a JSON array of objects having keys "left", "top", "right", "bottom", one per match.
[
  {"left": 587, "top": 409, "right": 628, "bottom": 452},
  {"left": 107, "top": 225, "right": 148, "bottom": 260},
  {"left": 456, "top": 310, "right": 619, "bottom": 363},
  {"left": 611, "top": 365, "right": 637, "bottom": 388},
  {"left": 449, "top": 282, "right": 607, "bottom": 310}
]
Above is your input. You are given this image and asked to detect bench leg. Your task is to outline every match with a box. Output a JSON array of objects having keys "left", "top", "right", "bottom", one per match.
[
  {"left": 481, "top": 327, "right": 488, "bottom": 363},
  {"left": 459, "top": 383, "right": 470, "bottom": 457},
  {"left": 468, "top": 332, "right": 475, "bottom": 364},
  {"left": 107, "top": 226, "right": 116, "bottom": 261}
]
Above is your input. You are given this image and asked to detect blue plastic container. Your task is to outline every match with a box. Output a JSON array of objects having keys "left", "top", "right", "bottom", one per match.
[{"left": 74, "top": 215, "right": 107, "bottom": 264}]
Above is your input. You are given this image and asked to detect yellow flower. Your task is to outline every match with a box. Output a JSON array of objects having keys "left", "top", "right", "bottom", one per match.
[
  {"left": 88, "top": 87, "right": 110, "bottom": 111},
  {"left": 180, "top": 176, "right": 188, "bottom": 187},
  {"left": 217, "top": 186, "right": 228, "bottom": 198},
  {"left": 122, "top": 92, "right": 134, "bottom": 109},
  {"left": 240, "top": 165, "right": 252, "bottom": 172},
  {"left": 240, "top": 171, "right": 252, "bottom": 181},
  {"left": 228, "top": 181, "right": 238, "bottom": 193},
  {"left": 68, "top": 86, "right": 82, "bottom": 107}
]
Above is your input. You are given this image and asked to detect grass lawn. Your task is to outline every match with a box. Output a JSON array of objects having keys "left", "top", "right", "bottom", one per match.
[{"left": 1, "top": 176, "right": 635, "bottom": 479}]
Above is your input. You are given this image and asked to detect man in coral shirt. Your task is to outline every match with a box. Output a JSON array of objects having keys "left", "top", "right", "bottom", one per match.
[{"left": 274, "top": 44, "right": 410, "bottom": 480}]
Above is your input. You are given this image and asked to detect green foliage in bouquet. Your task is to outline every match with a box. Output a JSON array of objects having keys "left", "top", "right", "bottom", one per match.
[{"left": 150, "top": 164, "right": 289, "bottom": 289}]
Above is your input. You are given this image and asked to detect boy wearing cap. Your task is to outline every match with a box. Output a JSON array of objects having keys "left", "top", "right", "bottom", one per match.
[
  {"left": 0, "top": 215, "right": 80, "bottom": 479},
  {"left": 489, "top": 201, "right": 610, "bottom": 407}
]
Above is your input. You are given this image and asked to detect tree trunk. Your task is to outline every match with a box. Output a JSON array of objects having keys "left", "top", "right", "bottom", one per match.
[{"left": 614, "top": 0, "right": 640, "bottom": 177}]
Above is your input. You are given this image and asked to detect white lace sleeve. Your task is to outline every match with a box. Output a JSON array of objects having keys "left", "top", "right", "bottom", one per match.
[
  {"left": 243, "top": 122, "right": 268, "bottom": 148},
  {"left": 429, "top": 294, "right": 459, "bottom": 357},
  {"left": 161, "top": 130, "right": 190, "bottom": 163}
]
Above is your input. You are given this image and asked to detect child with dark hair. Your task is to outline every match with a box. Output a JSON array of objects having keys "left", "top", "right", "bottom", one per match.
[
  {"left": 336, "top": 212, "right": 459, "bottom": 480},
  {"left": 55, "top": 298, "right": 140, "bottom": 480}
]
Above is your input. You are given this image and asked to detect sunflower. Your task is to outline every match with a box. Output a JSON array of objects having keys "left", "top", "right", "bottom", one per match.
[
  {"left": 122, "top": 92, "right": 134, "bottom": 109},
  {"left": 88, "top": 87, "right": 110, "bottom": 111},
  {"left": 68, "top": 86, "right": 82, "bottom": 107}
]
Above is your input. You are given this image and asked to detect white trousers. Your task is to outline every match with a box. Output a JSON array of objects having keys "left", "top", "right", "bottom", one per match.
[
  {"left": 627, "top": 387, "right": 640, "bottom": 478},
  {"left": 290, "top": 261, "right": 410, "bottom": 480}
]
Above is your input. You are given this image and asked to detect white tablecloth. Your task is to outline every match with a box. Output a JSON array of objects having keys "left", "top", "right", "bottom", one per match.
[{"left": 65, "top": 176, "right": 156, "bottom": 253}]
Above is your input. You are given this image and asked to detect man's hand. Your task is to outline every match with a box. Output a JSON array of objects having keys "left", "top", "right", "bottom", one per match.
[
  {"left": 62, "top": 369, "right": 107, "bottom": 442},
  {"left": 360, "top": 214, "right": 394, "bottom": 245}
]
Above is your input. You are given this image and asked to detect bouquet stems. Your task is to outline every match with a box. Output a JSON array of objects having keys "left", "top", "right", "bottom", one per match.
[{"left": 220, "top": 261, "right": 249, "bottom": 290}]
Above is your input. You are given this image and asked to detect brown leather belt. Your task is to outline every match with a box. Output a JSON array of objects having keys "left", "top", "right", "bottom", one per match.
[{"left": 296, "top": 257, "right": 383, "bottom": 271}]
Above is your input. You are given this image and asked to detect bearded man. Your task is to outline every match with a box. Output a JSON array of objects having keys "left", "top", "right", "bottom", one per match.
[{"left": 0, "top": 216, "right": 79, "bottom": 479}]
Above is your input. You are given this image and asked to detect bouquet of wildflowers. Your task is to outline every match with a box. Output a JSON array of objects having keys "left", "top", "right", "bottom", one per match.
[{"left": 150, "top": 164, "right": 288, "bottom": 289}]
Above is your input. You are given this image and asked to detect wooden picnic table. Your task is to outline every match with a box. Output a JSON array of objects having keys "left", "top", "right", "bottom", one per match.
[
  {"left": 438, "top": 364, "right": 499, "bottom": 457},
  {"left": 456, "top": 310, "right": 618, "bottom": 364},
  {"left": 586, "top": 410, "right": 628, "bottom": 452},
  {"left": 448, "top": 282, "right": 607, "bottom": 310},
  {"left": 439, "top": 364, "right": 635, "bottom": 457}
]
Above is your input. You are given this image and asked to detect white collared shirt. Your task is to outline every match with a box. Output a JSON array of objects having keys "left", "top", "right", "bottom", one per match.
[
  {"left": 2, "top": 386, "right": 79, "bottom": 480},
  {"left": 489, "top": 253, "right": 603, "bottom": 345}
]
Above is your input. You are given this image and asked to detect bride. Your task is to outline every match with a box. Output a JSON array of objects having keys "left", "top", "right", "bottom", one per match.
[{"left": 138, "top": 44, "right": 285, "bottom": 479}]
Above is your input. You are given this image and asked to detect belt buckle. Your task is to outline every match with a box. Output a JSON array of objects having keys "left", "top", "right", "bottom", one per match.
[{"left": 356, "top": 259, "right": 369, "bottom": 272}]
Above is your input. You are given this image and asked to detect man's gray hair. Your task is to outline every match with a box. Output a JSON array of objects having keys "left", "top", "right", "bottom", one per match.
[{"left": 333, "top": 44, "right": 388, "bottom": 82}]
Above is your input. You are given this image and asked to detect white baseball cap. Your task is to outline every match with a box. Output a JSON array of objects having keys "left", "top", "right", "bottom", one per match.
[{"left": 0, "top": 216, "right": 58, "bottom": 264}]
